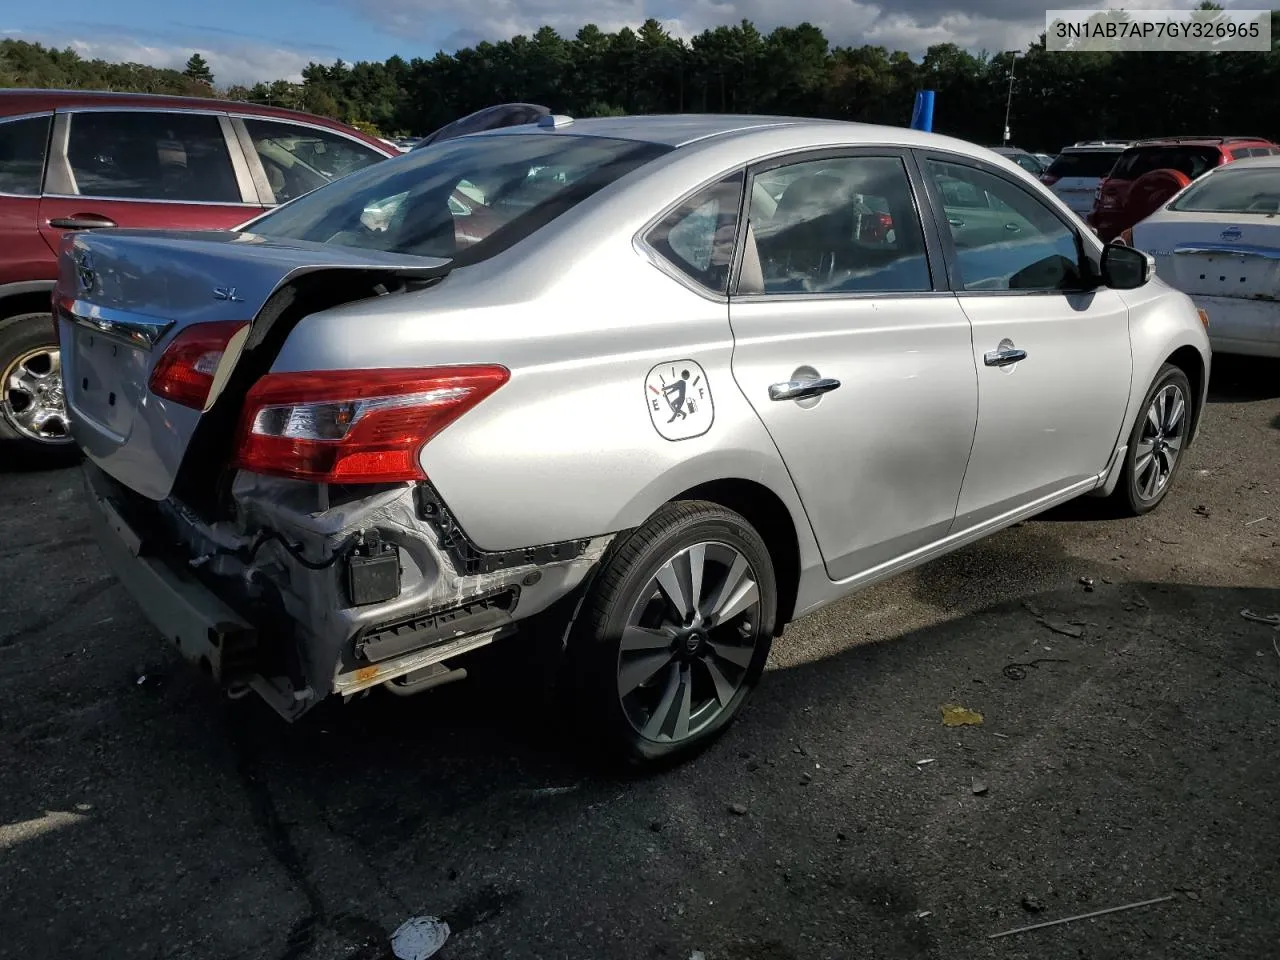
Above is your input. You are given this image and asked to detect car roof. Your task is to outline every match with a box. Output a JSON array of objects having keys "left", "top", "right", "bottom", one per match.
[
  {"left": 1127, "top": 136, "right": 1274, "bottom": 148},
  {"left": 479, "top": 113, "right": 1019, "bottom": 160},
  {"left": 0, "top": 88, "right": 394, "bottom": 152},
  {"left": 1058, "top": 143, "right": 1131, "bottom": 153},
  {"left": 1201, "top": 154, "right": 1280, "bottom": 171}
]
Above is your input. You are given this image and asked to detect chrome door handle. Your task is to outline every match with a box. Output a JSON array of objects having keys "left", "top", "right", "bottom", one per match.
[
  {"left": 984, "top": 347, "right": 1028, "bottom": 367},
  {"left": 948, "top": 217, "right": 965, "bottom": 227},
  {"left": 48, "top": 215, "right": 117, "bottom": 229},
  {"left": 769, "top": 377, "right": 841, "bottom": 401}
]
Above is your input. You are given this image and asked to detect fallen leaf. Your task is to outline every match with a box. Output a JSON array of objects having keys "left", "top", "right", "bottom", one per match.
[{"left": 941, "top": 704, "right": 984, "bottom": 727}]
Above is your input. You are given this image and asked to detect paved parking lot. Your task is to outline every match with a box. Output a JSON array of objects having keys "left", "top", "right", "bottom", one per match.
[{"left": 2, "top": 357, "right": 1277, "bottom": 960}]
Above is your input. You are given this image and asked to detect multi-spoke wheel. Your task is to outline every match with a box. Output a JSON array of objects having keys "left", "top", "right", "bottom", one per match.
[
  {"left": 568, "top": 500, "right": 777, "bottom": 767},
  {"left": 0, "top": 313, "right": 77, "bottom": 462},
  {"left": 1116, "top": 363, "right": 1192, "bottom": 515}
]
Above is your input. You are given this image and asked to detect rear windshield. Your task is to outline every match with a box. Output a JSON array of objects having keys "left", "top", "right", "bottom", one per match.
[
  {"left": 1110, "top": 146, "right": 1220, "bottom": 182},
  {"left": 1046, "top": 150, "right": 1123, "bottom": 179},
  {"left": 1169, "top": 165, "right": 1280, "bottom": 214},
  {"left": 247, "top": 133, "right": 671, "bottom": 263}
]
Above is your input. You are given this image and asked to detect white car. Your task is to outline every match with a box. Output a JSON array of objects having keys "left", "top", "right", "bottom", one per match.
[
  {"left": 1126, "top": 155, "right": 1280, "bottom": 358},
  {"left": 1041, "top": 141, "right": 1132, "bottom": 217}
]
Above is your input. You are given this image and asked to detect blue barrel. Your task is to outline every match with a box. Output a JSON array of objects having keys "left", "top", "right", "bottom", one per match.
[{"left": 910, "top": 90, "right": 935, "bottom": 132}]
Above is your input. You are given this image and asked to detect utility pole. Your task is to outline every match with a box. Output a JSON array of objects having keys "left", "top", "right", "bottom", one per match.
[{"left": 1002, "top": 53, "right": 1017, "bottom": 145}]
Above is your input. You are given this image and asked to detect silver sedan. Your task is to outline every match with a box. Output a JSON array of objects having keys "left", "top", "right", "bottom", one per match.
[{"left": 60, "top": 113, "right": 1211, "bottom": 767}]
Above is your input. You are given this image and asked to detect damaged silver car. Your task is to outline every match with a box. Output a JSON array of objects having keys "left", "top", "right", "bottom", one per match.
[{"left": 63, "top": 114, "right": 1211, "bottom": 765}]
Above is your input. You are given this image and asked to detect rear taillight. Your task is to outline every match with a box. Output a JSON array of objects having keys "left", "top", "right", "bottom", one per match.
[
  {"left": 1117, "top": 228, "right": 1134, "bottom": 246},
  {"left": 233, "top": 366, "right": 510, "bottom": 484},
  {"left": 149, "top": 320, "right": 249, "bottom": 410},
  {"left": 1040, "top": 174, "right": 1060, "bottom": 186}
]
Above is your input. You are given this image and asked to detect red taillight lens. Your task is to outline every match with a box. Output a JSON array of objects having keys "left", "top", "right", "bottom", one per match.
[
  {"left": 1117, "top": 228, "right": 1134, "bottom": 246},
  {"left": 149, "top": 320, "right": 249, "bottom": 410},
  {"left": 1040, "top": 174, "right": 1060, "bottom": 186},
  {"left": 233, "top": 366, "right": 510, "bottom": 484}
]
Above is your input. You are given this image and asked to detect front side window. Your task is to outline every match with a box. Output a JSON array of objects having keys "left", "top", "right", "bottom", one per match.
[
  {"left": 65, "top": 111, "right": 240, "bottom": 203},
  {"left": 743, "top": 155, "right": 932, "bottom": 295},
  {"left": 0, "top": 114, "right": 51, "bottom": 196},
  {"left": 241, "top": 118, "right": 386, "bottom": 203},
  {"left": 644, "top": 171, "right": 744, "bottom": 295},
  {"left": 1045, "top": 150, "right": 1123, "bottom": 179},
  {"left": 1112, "top": 146, "right": 1220, "bottom": 182},
  {"left": 925, "top": 159, "right": 1086, "bottom": 293},
  {"left": 1169, "top": 165, "right": 1280, "bottom": 214},
  {"left": 248, "top": 133, "right": 671, "bottom": 265}
]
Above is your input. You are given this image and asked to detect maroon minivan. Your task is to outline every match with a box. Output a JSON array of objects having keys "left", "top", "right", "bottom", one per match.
[{"left": 0, "top": 89, "right": 397, "bottom": 458}]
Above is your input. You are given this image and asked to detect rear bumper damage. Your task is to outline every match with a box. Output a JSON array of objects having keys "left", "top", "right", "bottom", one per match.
[{"left": 83, "top": 461, "right": 613, "bottom": 719}]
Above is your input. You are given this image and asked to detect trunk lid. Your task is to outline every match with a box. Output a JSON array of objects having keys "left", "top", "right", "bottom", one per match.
[
  {"left": 1135, "top": 216, "right": 1280, "bottom": 301},
  {"left": 57, "top": 229, "right": 450, "bottom": 500}
]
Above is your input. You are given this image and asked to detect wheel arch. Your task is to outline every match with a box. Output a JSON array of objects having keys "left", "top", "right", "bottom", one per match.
[
  {"left": 1165, "top": 343, "right": 1207, "bottom": 443},
  {"left": 0, "top": 281, "right": 55, "bottom": 324},
  {"left": 671, "top": 477, "right": 802, "bottom": 634}
]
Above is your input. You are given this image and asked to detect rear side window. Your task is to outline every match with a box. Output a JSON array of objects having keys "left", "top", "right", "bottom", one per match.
[
  {"left": 1169, "top": 166, "right": 1280, "bottom": 214},
  {"left": 0, "top": 114, "right": 51, "bottom": 196},
  {"left": 739, "top": 155, "right": 932, "bottom": 296},
  {"left": 241, "top": 118, "right": 386, "bottom": 204},
  {"left": 645, "top": 171, "right": 744, "bottom": 295},
  {"left": 66, "top": 111, "right": 240, "bottom": 203},
  {"left": 1111, "top": 146, "right": 1220, "bottom": 182},
  {"left": 1046, "top": 151, "right": 1123, "bottom": 179}
]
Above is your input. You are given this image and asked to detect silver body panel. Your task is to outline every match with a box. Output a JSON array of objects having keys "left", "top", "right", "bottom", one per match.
[
  {"left": 65, "top": 116, "right": 1213, "bottom": 715},
  {"left": 1132, "top": 162, "right": 1280, "bottom": 357}
]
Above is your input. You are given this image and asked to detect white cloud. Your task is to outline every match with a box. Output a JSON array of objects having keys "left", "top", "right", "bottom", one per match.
[
  {"left": 8, "top": 28, "right": 324, "bottom": 86},
  {"left": 347, "top": 0, "right": 1274, "bottom": 59}
]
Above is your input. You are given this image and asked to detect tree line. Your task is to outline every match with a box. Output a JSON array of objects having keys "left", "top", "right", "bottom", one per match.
[{"left": 3, "top": 8, "right": 1278, "bottom": 154}]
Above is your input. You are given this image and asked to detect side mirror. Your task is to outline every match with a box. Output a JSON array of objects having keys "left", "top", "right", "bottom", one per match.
[{"left": 1100, "top": 242, "right": 1154, "bottom": 289}]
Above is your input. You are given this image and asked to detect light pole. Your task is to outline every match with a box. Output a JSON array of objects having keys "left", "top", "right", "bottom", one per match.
[{"left": 1002, "top": 52, "right": 1018, "bottom": 145}]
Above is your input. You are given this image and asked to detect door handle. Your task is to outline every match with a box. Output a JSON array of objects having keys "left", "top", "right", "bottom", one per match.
[
  {"left": 769, "top": 377, "right": 841, "bottom": 401},
  {"left": 48, "top": 215, "right": 117, "bottom": 229},
  {"left": 948, "top": 217, "right": 965, "bottom": 227},
  {"left": 984, "top": 346, "right": 1028, "bottom": 367}
]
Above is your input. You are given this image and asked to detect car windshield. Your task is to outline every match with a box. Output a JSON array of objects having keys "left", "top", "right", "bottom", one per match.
[
  {"left": 248, "top": 133, "right": 671, "bottom": 263},
  {"left": 1111, "top": 146, "right": 1220, "bottom": 181},
  {"left": 1169, "top": 165, "right": 1280, "bottom": 214},
  {"left": 1046, "top": 151, "right": 1124, "bottom": 178}
]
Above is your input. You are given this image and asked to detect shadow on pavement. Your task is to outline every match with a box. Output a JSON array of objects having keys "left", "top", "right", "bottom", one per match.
[
  {"left": 3, "top": 578, "right": 1278, "bottom": 960},
  {"left": 1206, "top": 354, "right": 1278, "bottom": 404}
]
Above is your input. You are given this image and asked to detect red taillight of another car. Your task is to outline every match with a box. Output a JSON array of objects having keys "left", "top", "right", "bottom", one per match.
[
  {"left": 1040, "top": 174, "right": 1060, "bottom": 186},
  {"left": 233, "top": 366, "right": 510, "bottom": 484},
  {"left": 149, "top": 320, "right": 250, "bottom": 410}
]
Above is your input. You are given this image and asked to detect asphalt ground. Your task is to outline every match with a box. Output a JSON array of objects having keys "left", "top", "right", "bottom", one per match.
[{"left": 1, "top": 356, "right": 1277, "bottom": 960}]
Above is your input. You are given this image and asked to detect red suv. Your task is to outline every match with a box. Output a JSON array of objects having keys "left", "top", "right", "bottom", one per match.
[
  {"left": 0, "top": 89, "right": 396, "bottom": 458},
  {"left": 1089, "top": 136, "right": 1279, "bottom": 242}
]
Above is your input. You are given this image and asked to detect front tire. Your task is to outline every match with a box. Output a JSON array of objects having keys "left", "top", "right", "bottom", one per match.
[
  {"left": 566, "top": 500, "right": 777, "bottom": 768},
  {"left": 0, "top": 312, "right": 77, "bottom": 464},
  {"left": 1114, "top": 362, "right": 1192, "bottom": 516}
]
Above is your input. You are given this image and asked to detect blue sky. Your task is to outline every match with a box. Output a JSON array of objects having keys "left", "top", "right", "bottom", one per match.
[{"left": 3, "top": 0, "right": 1273, "bottom": 86}]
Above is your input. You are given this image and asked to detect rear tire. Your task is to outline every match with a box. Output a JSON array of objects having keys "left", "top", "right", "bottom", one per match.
[
  {"left": 0, "top": 312, "right": 78, "bottom": 466},
  {"left": 1113, "top": 363, "right": 1192, "bottom": 516},
  {"left": 565, "top": 500, "right": 777, "bottom": 769}
]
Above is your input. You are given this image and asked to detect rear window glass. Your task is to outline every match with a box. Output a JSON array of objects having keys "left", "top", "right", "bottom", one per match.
[
  {"left": 1169, "top": 165, "right": 1280, "bottom": 214},
  {"left": 1046, "top": 150, "right": 1123, "bottom": 179},
  {"left": 248, "top": 133, "right": 670, "bottom": 264},
  {"left": 1111, "top": 146, "right": 1220, "bottom": 182},
  {"left": 0, "top": 114, "right": 51, "bottom": 196}
]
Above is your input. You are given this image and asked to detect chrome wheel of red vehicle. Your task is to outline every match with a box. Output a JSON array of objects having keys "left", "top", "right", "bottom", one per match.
[{"left": 0, "top": 313, "right": 75, "bottom": 453}]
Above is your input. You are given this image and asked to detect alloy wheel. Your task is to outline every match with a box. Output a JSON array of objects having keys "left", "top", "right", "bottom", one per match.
[
  {"left": 2, "top": 346, "right": 72, "bottom": 444},
  {"left": 616, "top": 541, "right": 762, "bottom": 744},
  {"left": 1133, "top": 382, "right": 1185, "bottom": 502}
]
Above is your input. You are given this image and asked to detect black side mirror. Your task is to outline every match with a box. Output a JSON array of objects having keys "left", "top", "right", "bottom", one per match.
[{"left": 1100, "top": 242, "right": 1154, "bottom": 289}]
